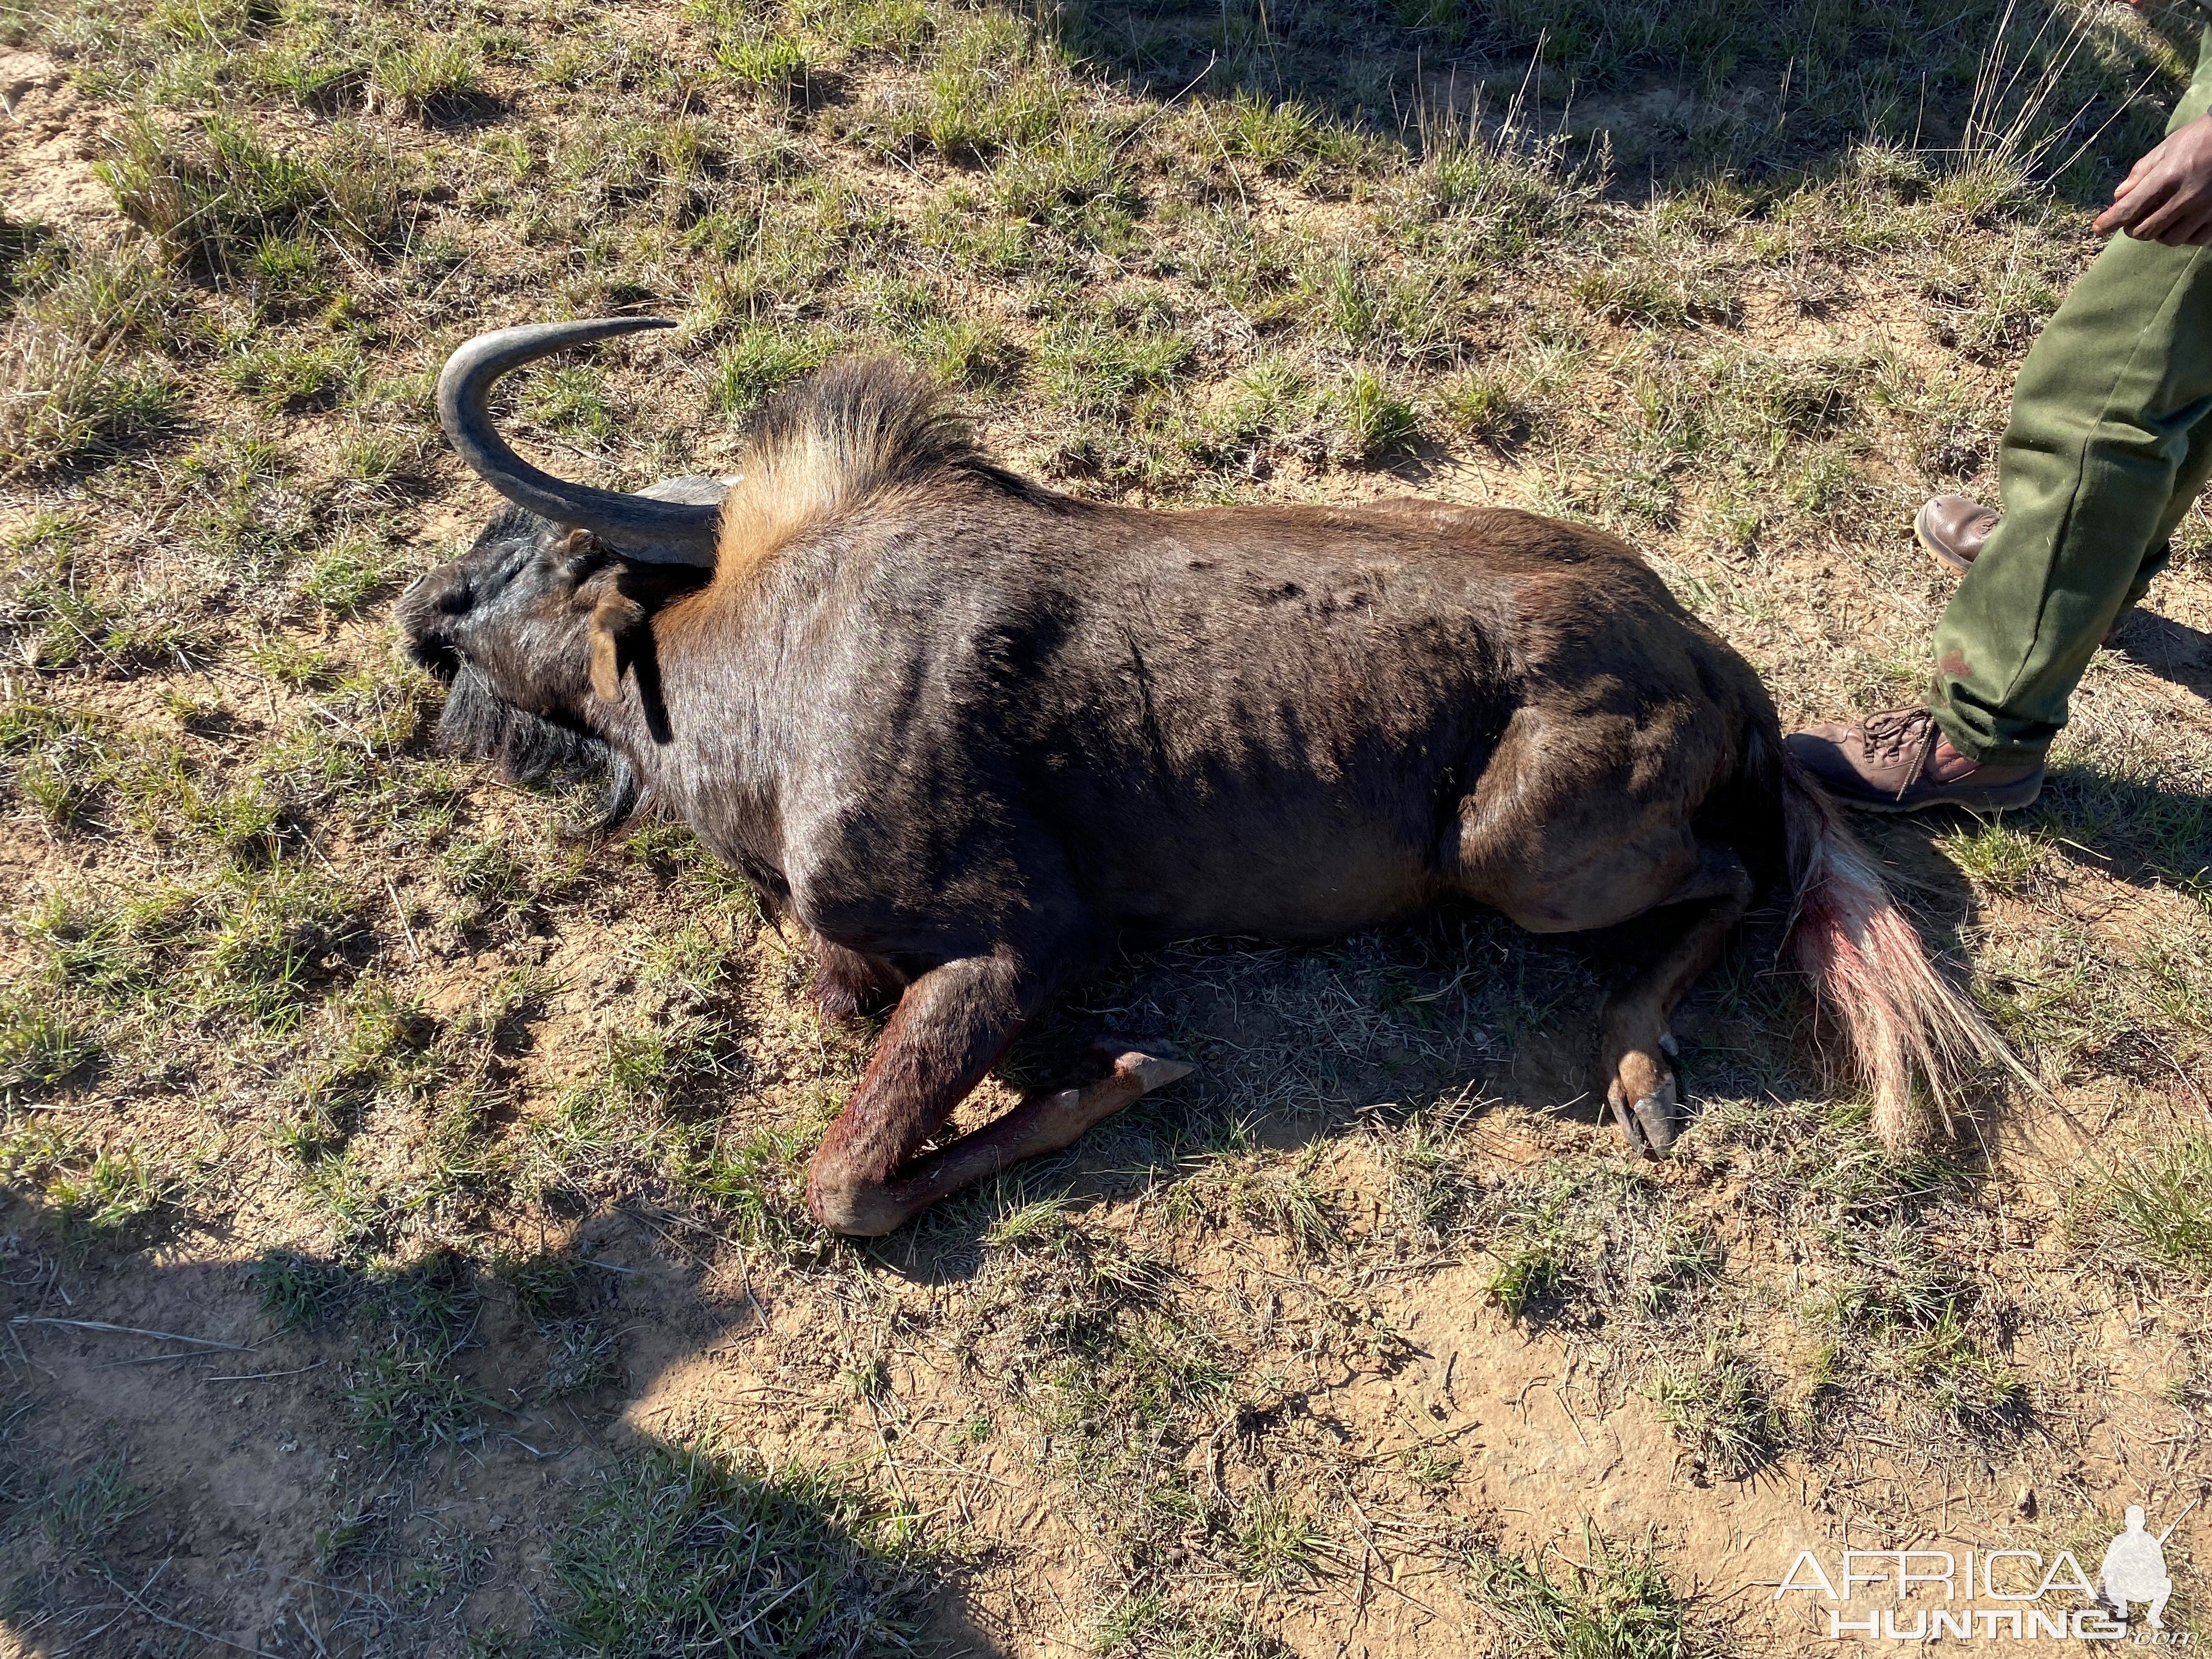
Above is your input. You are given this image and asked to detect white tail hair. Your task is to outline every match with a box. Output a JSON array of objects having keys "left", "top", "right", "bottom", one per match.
[{"left": 1780, "top": 759, "right": 2028, "bottom": 1150}]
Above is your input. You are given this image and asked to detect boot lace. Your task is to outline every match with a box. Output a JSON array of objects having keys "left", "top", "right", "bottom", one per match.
[{"left": 1859, "top": 706, "right": 1933, "bottom": 764}]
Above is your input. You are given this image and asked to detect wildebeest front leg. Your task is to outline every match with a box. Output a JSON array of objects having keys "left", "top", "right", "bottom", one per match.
[
  {"left": 844, "top": 1046, "right": 1192, "bottom": 1233},
  {"left": 1600, "top": 844, "right": 1753, "bottom": 1155},
  {"left": 806, "top": 952, "right": 1029, "bottom": 1235},
  {"left": 804, "top": 954, "right": 1189, "bottom": 1236}
]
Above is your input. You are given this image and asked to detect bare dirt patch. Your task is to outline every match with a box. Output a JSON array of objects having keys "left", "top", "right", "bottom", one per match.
[{"left": 0, "top": 52, "right": 121, "bottom": 240}]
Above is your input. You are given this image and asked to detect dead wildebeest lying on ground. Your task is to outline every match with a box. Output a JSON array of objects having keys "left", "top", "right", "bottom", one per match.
[{"left": 400, "top": 317, "right": 2018, "bottom": 1236}]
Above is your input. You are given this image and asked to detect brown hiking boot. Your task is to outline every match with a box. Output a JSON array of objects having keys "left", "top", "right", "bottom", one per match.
[
  {"left": 1914, "top": 493, "right": 2000, "bottom": 576},
  {"left": 1913, "top": 493, "right": 2126, "bottom": 647},
  {"left": 1786, "top": 706, "right": 2044, "bottom": 814}
]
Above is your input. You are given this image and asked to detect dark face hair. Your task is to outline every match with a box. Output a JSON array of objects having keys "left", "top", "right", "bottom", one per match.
[{"left": 397, "top": 505, "right": 640, "bottom": 826}]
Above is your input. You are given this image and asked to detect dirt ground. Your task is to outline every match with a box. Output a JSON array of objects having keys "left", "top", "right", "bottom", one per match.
[{"left": 3, "top": 1, "right": 2211, "bottom": 1655}]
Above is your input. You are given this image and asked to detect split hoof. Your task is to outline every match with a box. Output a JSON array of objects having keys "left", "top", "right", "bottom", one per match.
[{"left": 1607, "top": 1071, "right": 1679, "bottom": 1158}]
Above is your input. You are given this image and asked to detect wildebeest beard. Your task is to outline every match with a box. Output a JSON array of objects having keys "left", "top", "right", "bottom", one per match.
[{"left": 435, "top": 665, "right": 640, "bottom": 831}]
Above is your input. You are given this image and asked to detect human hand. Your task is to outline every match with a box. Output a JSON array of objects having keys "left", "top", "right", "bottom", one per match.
[{"left": 2095, "top": 114, "right": 2212, "bottom": 244}]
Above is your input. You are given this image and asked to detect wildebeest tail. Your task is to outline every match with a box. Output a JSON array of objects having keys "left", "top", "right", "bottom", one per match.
[{"left": 1764, "top": 733, "right": 2025, "bottom": 1152}]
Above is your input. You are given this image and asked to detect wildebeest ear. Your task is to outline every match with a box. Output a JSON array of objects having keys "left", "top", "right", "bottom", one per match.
[{"left": 587, "top": 591, "right": 646, "bottom": 701}]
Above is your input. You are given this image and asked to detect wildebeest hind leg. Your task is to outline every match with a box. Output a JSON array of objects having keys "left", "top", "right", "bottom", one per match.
[{"left": 1599, "top": 844, "right": 1753, "bottom": 1155}]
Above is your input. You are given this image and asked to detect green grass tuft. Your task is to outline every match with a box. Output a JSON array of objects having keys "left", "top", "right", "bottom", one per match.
[
  {"left": 1337, "top": 365, "right": 1421, "bottom": 460},
  {"left": 546, "top": 1440, "right": 935, "bottom": 1658},
  {"left": 249, "top": 1248, "right": 354, "bottom": 1329},
  {"left": 0, "top": 240, "right": 184, "bottom": 475},
  {"left": 2071, "top": 1132, "right": 2212, "bottom": 1284},
  {"left": 1648, "top": 1345, "right": 1783, "bottom": 1479},
  {"left": 42, "top": 1458, "right": 146, "bottom": 1558},
  {"left": 217, "top": 335, "right": 363, "bottom": 412},
  {"left": 1486, "top": 1245, "right": 1563, "bottom": 1322},
  {"left": 343, "top": 1343, "right": 491, "bottom": 1452},
  {"left": 300, "top": 531, "right": 400, "bottom": 616},
  {"left": 98, "top": 111, "right": 400, "bottom": 279},
  {"left": 0, "top": 994, "right": 100, "bottom": 1100},
  {"left": 1230, "top": 1493, "right": 1328, "bottom": 1585},
  {"left": 1468, "top": 1527, "right": 1723, "bottom": 1659},
  {"left": 367, "top": 33, "right": 483, "bottom": 122},
  {"left": 718, "top": 24, "right": 810, "bottom": 98},
  {"left": 44, "top": 1145, "right": 170, "bottom": 1238},
  {"left": 709, "top": 324, "right": 827, "bottom": 417}
]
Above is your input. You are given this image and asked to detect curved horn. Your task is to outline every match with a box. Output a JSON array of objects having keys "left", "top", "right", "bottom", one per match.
[{"left": 437, "top": 317, "right": 719, "bottom": 566}]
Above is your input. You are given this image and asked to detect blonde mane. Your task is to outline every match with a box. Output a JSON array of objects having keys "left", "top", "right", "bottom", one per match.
[{"left": 713, "top": 359, "right": 1012, "bottom": 582}]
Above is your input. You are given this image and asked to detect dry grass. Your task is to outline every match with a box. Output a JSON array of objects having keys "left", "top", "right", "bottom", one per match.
[{"left": 3, "top": 0, "right": 2211, "bottom": 1653}]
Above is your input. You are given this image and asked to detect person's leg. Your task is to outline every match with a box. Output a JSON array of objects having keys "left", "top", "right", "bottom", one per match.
[
  {"left": 1932, "top": 237, "right": 2212, "bottom": 760},
  {"left": 1932, "top": 45, "right": 2212, "bottom": 762},
  {"left": 2121, "top": 411, "right": 2212, "bottom": 612}
]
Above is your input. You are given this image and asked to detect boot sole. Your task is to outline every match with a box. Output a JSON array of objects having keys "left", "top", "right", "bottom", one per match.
[{"left": 1840, "top": 776, "right": 2044, "bottom": 815}]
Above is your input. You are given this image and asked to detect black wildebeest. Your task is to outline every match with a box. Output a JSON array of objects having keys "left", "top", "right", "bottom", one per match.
[{"left": 399, "top": 317, "right": 2015, "bottom": 1235}]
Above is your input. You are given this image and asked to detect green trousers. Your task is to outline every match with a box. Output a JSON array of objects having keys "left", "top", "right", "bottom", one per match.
[{"left": 1931, "top": 36, "right": 2212, "bottom": 765}]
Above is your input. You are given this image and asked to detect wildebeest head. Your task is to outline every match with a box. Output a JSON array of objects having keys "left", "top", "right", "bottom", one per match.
[{"left": 399, "top": 318, "right": 725, "bottom": 821}]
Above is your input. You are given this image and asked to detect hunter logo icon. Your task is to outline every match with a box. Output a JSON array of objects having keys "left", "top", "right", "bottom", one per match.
[
  {"left": 1775, "top": 1498, "right": 2199, "bottom": 1641},
  {"left": 2102, "top": 1505, "right": 2185, "bottom": 1629}
]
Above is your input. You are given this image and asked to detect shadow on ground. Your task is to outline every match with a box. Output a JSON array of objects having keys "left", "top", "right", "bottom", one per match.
[
  {"left": 1053, "top": 0, "right": 2194, "bottom": 202},
  {"left": 20, "top": 741, "right": 2193, "bottom": 1651},
  {"left": 0, "top": 826, "right": 1972, "bottom": 1652},
  {"left": 0, "top": 1220, "right": 1012, "bottom": 1658},
  {"left": 2118, "top": 608, "right": 2212, "bottom": 705}
]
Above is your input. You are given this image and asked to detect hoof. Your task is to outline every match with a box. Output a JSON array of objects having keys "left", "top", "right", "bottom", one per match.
[
  {"left": 1607, "top": 1072, "right": 1679, "bottom": 1157},
  {"left": 1090, "top": 1036, "right": 1193, "bottom": 1094},
  {"left": 1115, "top": 1050, "right": 1195, "bottom": 1093}
]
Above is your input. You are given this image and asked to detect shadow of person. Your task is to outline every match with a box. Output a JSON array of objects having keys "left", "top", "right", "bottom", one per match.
[
  {"left": 2113, "top": 608, "right": 2212, "bottom": 704},
  {"left": 2033, "top": 757, "right": 2212, "bottom": 891},
  {"left": 0, "top": 1213, "right": 1013, "bottom": 1659}
]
